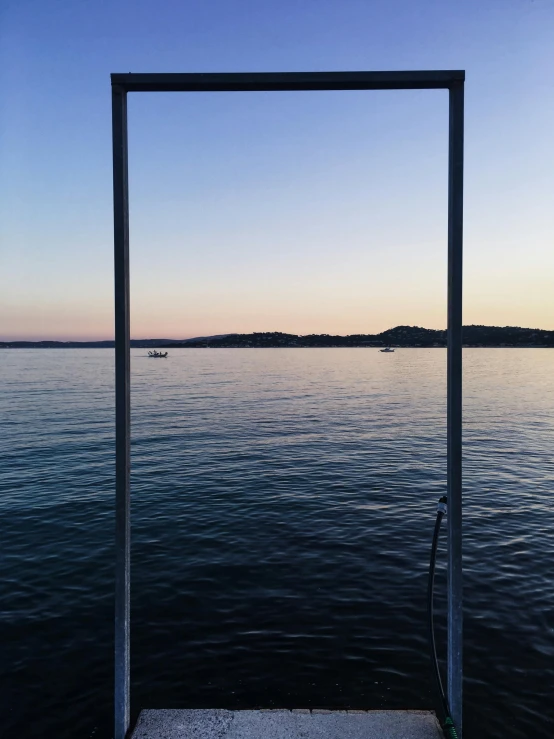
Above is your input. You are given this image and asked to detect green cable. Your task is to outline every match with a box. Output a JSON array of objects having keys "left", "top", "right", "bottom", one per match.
[
  {"left": 428, "top": 498, "right": 461, "bottom": 739},
  {"left": 443, "top": 716, "right": 459, "bottom": 739}
]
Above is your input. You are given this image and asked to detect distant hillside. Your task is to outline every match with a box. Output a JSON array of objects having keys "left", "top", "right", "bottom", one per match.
[
  {"left": 4, "top": 325, "right": 550, "bottom": 349},
  {"left": 0, "top": 335, "right": 231, "bottom": 349},
  {"left": 168, "top": 325, "right": 554, "bottom": 348}
]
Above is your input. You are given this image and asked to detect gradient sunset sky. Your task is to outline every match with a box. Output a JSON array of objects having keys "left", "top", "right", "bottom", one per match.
[{"left": 1, "top": 0, "right": 553, "bottom": 341}]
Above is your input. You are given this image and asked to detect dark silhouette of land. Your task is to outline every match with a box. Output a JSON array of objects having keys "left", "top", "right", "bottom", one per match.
[{"left": 2, "top": 325, "right": 553, "bottom": 348}]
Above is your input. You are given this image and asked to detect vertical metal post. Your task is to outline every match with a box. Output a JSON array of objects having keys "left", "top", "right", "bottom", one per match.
[
  {"left": 447, "top": 80, "right": 464, "bottom": 735},
  {"left": 112, "top": 84, "right": 131, "bottom": 739}
]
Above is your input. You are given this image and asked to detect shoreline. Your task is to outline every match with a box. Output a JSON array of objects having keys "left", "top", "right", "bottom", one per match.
[{"left": 2, "top": 344, "right": 553, "bottom": 350}]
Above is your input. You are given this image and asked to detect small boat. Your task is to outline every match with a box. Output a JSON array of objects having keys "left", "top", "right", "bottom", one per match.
[
  {"left": 380, "top": 347, "right": 395, "bottom": 353},
  {"left": 148, "top": 350, "right": 168, "bottom": 358}
]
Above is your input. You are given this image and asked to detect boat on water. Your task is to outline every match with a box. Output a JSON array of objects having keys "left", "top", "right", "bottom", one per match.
[
  {"left": 380, "top": 347, "right": 395, "bottom": 353},
  {"left": 148, "top": 350, "right": 168, "bottom": 358}
]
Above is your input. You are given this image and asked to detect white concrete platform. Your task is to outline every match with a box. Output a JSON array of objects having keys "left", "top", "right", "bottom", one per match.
[{"left": 131, "top": 709, "right": 443, "bottom": 739}]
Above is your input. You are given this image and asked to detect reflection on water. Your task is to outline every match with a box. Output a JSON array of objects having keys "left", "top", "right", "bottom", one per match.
[{"left": 1, "top": 348, "right": 553, "bottom": 738}]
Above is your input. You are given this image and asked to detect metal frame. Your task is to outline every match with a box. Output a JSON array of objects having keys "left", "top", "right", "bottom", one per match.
[{"left": 111, "top": 70, "right": 464, "bottom": 739}]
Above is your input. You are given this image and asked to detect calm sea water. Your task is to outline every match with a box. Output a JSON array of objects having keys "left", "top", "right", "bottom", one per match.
[{"left": 1, "top": 348, "right": 553, "bottom": 738}]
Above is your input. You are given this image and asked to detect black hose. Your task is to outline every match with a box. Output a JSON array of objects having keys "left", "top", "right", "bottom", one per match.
[{"left": 428, "top": 496, "right": 460, "bottom": 739}]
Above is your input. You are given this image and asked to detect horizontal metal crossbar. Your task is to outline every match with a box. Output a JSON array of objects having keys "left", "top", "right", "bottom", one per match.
[{"left": 111, "top": 70, "right": 465, "bottom": 93}]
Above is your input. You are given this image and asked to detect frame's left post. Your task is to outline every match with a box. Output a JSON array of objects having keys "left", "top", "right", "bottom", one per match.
[{"left": 112, "top": 83, "right": 131, "bottom": 739}]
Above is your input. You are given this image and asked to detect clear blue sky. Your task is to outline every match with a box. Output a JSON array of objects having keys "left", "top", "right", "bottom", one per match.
[{"left": 1, "top": 0, "right": 553, "bottom": 340}]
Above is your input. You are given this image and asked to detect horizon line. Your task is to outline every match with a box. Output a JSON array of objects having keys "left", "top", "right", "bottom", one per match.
[{"left": 2, "top": 322, "right": 553, "bottom": 344}]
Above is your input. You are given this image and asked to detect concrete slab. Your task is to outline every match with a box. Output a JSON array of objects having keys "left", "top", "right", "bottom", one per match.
[{"left": 131, "top": 708, "right": 443, "bottom": 739}]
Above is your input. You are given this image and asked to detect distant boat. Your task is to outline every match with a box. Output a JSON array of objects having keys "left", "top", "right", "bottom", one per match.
[
  {"left": 380, "top": 347, "right": 395, "bottom": 353},
  {"left": 148, "top": 350, "right": 168, "bottom": 358}
]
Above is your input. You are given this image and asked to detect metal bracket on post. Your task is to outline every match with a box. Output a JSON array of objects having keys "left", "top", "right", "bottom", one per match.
[
  {"left": 447, "top": 78, "right": 464, "bottom": 736},
  {"left": 112, "top": 83, "right": 131, "bottom": 739}
]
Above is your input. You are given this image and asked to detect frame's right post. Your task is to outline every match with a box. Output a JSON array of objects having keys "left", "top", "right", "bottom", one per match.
[{"left": 447, "top": 78, "right": 464, "bottom": 735}]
